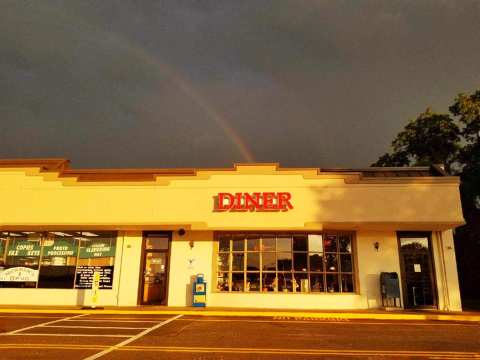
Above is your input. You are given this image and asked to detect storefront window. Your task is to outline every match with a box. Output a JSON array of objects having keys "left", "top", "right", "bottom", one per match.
[
  {"left": 38, "top": 232, "right": 78, "bottom": 289},
  {"left": 0, "top": 231, "right": 117, "bottom": 289},
  {"left": 75, "top": 231, "right": 116, "bottom": 289},
  {"left": 1, "top": 232, "right": 41, "bottom": 288},
  {"left": 216, "top": 232, "right": 355, "bottom": 293}
]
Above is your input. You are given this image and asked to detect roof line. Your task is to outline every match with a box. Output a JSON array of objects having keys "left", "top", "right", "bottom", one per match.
[{"left": 0, "top": 158, "right": 450, "bottom": 181}]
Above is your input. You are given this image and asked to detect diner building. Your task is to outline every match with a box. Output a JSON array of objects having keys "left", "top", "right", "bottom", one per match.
[{"left": 0, "top": 159, "right": 464, "bottom": 311}]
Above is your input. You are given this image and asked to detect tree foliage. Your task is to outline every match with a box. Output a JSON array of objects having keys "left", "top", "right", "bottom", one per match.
[{"left": 372, "top": 108, "right": 460, "bottom": 172}]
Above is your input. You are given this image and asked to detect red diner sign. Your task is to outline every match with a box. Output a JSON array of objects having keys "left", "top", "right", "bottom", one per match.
[{"left": 215, "top": 192, "right": 293, "bottom": 212}]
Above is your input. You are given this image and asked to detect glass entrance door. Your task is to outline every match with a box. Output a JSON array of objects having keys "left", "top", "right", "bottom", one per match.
[
  {"left": 141, "top": 233, "right": 170, "bottom": 305},
  {"left": 398, "top": 233, "right": 437, "bottom": 308}
]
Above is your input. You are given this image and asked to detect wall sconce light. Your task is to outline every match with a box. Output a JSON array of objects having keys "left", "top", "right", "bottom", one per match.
[
  {"left": 189, "top": 240, "right": 194, "bottom": 249},
  {"left": 374, "top": 241, "right": 380, "bottom": 252}
]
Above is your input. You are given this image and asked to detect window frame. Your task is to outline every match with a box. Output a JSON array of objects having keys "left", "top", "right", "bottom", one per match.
[{"left": 214, "top": 231, "right": 358, "bottom": 294}]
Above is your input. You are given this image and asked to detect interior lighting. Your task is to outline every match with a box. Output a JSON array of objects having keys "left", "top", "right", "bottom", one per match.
[
  {"left": 80, "top": 232, "right": 99, "bottom": 237},
  {"left": 74, "top": 237, "right": 89, "bottom": 241},
  {"left": 51, "top": 232, "right": 73, "bottom": 237}
]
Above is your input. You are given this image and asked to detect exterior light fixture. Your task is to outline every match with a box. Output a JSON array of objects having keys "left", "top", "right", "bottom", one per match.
[{"left": 374, "top": 241, "right": 380, "bottom": 252}]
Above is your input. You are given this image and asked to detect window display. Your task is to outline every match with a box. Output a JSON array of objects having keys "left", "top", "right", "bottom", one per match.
[{"left": 216, "top": 232, "right": 355, "bottom": 293}]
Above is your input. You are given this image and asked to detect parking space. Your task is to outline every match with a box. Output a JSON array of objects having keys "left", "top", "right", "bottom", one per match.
[{"left": 0, "top": 312, "right": 479, "bottom": 359}]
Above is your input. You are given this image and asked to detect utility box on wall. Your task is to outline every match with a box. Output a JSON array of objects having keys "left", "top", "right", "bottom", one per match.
[{"left": 192, "top": 273, "right": 206, "bottom": 307}]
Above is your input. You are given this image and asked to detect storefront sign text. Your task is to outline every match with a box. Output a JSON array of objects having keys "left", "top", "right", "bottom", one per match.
[
  {"left": 0, "top": 267, "right": 39, "bottom": 282},
  {"left": 75, "top": 265, "right": 114, "bottom": 289},
  {"left": 43, "top": 239, "right": 77, "bottom": 257},
  {"left": 7, "top": 241, "right": 40, "bottom": 257},
  {"left": 215, "top": 192, "right": 293, "bottom": 212},
  {"left": 79, "top": 242, "right": 115, "bottom": 258}
]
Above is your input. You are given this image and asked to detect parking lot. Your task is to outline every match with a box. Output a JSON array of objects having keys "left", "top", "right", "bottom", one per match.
[{"left": 0, "top": 312, "right": 479, "bottom": 359}]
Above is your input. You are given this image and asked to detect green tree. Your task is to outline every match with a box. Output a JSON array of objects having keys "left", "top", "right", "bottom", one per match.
[
  {"left": 450, "top": 90, "right": 480, "bottom": 144},
  {"left": 372, "top": 108, "right": 460, "bottom": 173}
]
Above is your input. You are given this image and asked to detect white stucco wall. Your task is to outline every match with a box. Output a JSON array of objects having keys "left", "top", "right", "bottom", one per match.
[
  {"left": 432, "top": 230, "right": 462, "bottom": 311},
  {"left": 355, "top": 230, "right": 404, "bottom": 309},
  {"left": 167, "top": 231, "right": 214, "bottom": 307},
  {"left": 117, "top": 231, "right": 143, "bottom": 306}
]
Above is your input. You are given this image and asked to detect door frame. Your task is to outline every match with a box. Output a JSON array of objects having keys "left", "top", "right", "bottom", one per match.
[
  {"left": 138, "top": 231, "right": 172, "bottom": 305},
  {"left": 397, "top": 231, "right": 438, "bottom": 309}
]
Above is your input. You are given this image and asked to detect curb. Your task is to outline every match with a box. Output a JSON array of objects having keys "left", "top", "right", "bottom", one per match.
[{"left": 0, "top": 308, "right": 479, "bottom": 322}]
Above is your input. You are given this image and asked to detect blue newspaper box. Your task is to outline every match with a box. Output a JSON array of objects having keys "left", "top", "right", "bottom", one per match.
[{"left": 192, "top": 274, "right": 206, "bottom": 307}]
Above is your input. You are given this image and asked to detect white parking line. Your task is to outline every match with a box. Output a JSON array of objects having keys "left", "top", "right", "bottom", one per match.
[
  {"left": 68, "top": 319, "right": 159, "bottom": 323},
  {"left": 9, "top": 333, "right": 132, "bottom": 338},
  {"left": 3, "top": 314, "right": 87, "bottom": 335},
  {"left": 43, "top": 325, "right": 149, "bottom": 330},
  {"left": 82, "top": 314, "right": 183, "bottom": 360}
]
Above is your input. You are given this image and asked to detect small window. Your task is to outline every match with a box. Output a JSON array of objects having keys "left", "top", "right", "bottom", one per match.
[
  {"left": 293, "top": 253, "right": 307, "bottom": 272},
  {"left": 246, "top": 273, "right": 260, "bottom": 292},
  {"left": 218, "top": 235, "right": 230, "bottom": 252},
  {"left": 293, "top": 235, "right": 308, "bottom": 251},
  {"left": 262, "top": 236, "right": 276, "bottom": 251},
  {"left": 277, "top": 252, "right": 292, "bottom": 271},
  {"left": 232, "top": 235, "right": 245, "bottom": 252},
  {"left": 145, "top": 236, "right": 169, "bottom": 250},
  {"left": 232, "top": 273, "right": 244, "bottom": 291},
  {"left": 277, "top": 236, "right": 292, "bottom": 252},
  {"left": 262, "top": 272, "right": 276, "bottom": 292},
  {"left": 217, "top": 253, "right": 229, "bottom": 272},
  {"left": 309, "top": 253, "right": 324, "bottom": 272},
  {"left": 310, "top": 273, "right": 325, "bottom": 292},
  {"left": 324, "top": 234, "right": 337, "bottom": 252},
  {"left": 308, "top": 234, "right": 323, "bottom": 252},
  {"left": 231, "top": 253, "right": 244, "bottom": 271},
  {"left": 217, "top": 272, "right": 229, "bottom": 291},
  {"left": 246, "top": 235, "right": 260, "bottom": 251},
  {"left": 246, "top": 252, "right": 260, "bottom": 271},
  {"left": 339, "top": 234, "right": 352, "bottom": 253}
]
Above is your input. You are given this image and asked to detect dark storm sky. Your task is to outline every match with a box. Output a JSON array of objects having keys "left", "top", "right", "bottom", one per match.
[{"left": 1, "top": 1, "right": 479, "bottom": 169}]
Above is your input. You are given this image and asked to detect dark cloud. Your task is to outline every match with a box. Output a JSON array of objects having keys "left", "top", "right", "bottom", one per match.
[{"left": 1, "top": 0, "right": 479, "bottom": 168}]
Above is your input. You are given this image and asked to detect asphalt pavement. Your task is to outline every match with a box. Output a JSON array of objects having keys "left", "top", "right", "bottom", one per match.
[{"left": 0, "top": 312, "right": 479, "bottom": 359}]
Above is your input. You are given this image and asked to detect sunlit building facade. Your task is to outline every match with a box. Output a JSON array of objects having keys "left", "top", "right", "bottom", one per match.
[{"left": 0, "top": 159, "right": 464, "bottom": 311}]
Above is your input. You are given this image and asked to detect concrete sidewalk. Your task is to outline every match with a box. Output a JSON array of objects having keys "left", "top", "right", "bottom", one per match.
[{"left": 0, "top": 305, "right": 479, "bottom": 322}]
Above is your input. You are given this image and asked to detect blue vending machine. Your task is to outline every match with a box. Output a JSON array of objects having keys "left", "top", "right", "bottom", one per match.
[{"left": 192, "top": 274, "right": 207, "bottom": 307}]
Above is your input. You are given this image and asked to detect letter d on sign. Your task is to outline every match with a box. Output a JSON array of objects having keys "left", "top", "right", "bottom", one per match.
[{"left": 217, "top": 193, "right": 234, "bottom": 211}]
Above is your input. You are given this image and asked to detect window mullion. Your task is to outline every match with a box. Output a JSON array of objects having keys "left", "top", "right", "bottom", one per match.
[
  {"left": 243, "top": 237, "right": 247, "bottom": 292},
  {"left": 229, "top": 239, "right": 232, "bottom": 292},
  {"left": 36, "top": 233, "right": 45, "bottom": 289}
]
